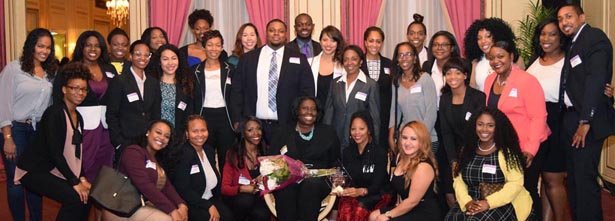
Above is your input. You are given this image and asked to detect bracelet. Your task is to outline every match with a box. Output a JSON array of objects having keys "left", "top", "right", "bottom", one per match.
[{"left": 4, "top": 134, "right": 11, "bottom": 139}]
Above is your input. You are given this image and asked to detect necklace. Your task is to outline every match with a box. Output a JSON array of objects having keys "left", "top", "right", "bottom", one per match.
[
  {"left": 296, "top": 125, "right": 315, "bottom": 141},
  {"left": 496, "top": 75, "right": 507, "bottom": 86},
  {"left": 478, "top": 141, "right": 496, "bottom": 152}
]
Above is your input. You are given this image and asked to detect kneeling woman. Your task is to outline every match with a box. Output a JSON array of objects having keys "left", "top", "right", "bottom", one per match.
[
  {"left": 445, "top": 108, "right": 531, "bottom": 221},
  {"left": 16, "top": 62, "right": 91, "bottom": 220},
  {"left": 369, "top": 121, "right": 440, "bottom": 221},
  {"left": 172, "top": 115, "right": 234, "bottom": 221},
  {"left": 338, "top": 111, "right": 390, "bottom": 221}
]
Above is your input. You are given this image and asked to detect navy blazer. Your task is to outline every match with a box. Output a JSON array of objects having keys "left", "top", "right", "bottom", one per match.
[
  {"left": 360, "top": 55, "right": 393, "bottom": 150},
  {"left": 172, "top": 142, "right": 220, "bottom": 212},
  {"left": 562, "top": 24, "right": 615, "bottom": 139},
  {"left": 106, "top": 68, "right": 161, "bottom": 147},
  {"left": 231, "top": 46, "right": 315, "bottom": 125},
  {"left": 192, "top": 60, "right": 234, "bottom": 128},
  {"left": 438, "top": 87, "right": 486, "bottom": 162}
]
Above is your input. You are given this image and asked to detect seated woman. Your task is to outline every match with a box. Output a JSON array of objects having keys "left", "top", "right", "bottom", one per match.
[
  {"left": 445, "top": 108, "right": 532, "bottom": 221},
  {"left": 172, "top": 115, "right": 234, "bottom": 221},
  {"left": 268, "top": 96, "right": 341, "bottom": 221},
  {"left": 16, "top": 62, "right": 91, "bottom": 220},
  {"left": 103, "top": 119, "right": 188, "bottom": 221},
  {"left": 369, "top": 121, "right": 440, "bottom": 221},
  {"left": 221, "top": 117, "right": 270, "bottom": 221},
  {"left": 338, "top": 111, "right": 390, "bottom": 221}
]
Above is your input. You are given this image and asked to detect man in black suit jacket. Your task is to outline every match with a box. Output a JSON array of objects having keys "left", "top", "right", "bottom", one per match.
[
  {"left": 557, "top": 4, "right": 615, "bottom": 220},
  {"left": 231, "top": 19, "right": 315, "bottom": 142},
  {"left": 286, "top": 13, "right": 322, "bottom": 58}
]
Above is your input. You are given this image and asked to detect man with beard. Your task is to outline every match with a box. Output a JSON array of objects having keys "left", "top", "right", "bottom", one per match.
[{"left": 287, "top": 13, "right": 322, "bottom": 58}]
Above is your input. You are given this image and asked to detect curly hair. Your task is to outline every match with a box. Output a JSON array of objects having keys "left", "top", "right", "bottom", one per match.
[
  {"left": 232, "top": 23, "right": 262, "bottom": 58},
  {"left": 151, "top": 44, "right": 194, "bottom": 97},
  {"left": 19, "top": 28, "right": 58, "bottom": 79},
  {"left": 464, "top": 18, "right": 517, "bottom": 62},
  {"left": 455, "top": 108, "right": 525, "bottom": 177},
  {"left": 140, "top": 27, "right": 169, "bottom": 52},
  {"left": 188, "top": 9, "right": 214, "bottom": 29},
  {"left": 58, "top": 62, "right": 91, "bottom": 85},
  {"left": 320, "top": 25, "right": 345, "bottom": 63},
  {"left": 72, "top": 30, "right": 110, "bottom": 64},
  {"left": 391, "top": 42, "right": 421, "bottom": 87},
  {"left": 201, "top": 30, "right": 224, "bottom": 48},
  {"left": 398, "top": 121, "right": 438, "bottom": 188},
  {"left": 531, "top": 18, "right": 566, "bottom": 61},
  {"left": 227, "top": 116, "right": 266, "bottom": 169}
]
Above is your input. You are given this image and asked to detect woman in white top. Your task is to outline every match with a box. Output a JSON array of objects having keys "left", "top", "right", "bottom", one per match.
[{"left": 309, "top": 25, "right": 345, "bottom": 108}]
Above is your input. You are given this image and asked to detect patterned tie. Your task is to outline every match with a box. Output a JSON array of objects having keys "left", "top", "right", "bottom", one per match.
[{"left": 268, "top": 51, "right": 278, "bottom": 112}]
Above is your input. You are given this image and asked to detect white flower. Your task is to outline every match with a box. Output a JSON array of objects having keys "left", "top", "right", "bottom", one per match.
[
  {"left": 259, "top": 160, "right": 276, "bottom": 176},
  {"left": 267, "top": 178, "right": 279, "bottom": 190}
]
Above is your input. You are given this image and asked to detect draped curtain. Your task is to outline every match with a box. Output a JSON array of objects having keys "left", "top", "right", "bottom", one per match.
[
  {"left": 150, "top": 0, "right": 192, "bottom": 46},
  {"left": 245, "top": 0, "right": 286, "bottom": 44},
  {"left": 340, "top": 0, "right": 384, "bottom": 47},
  {"left": 442, "top": 0, "right": 481, "bottom": 56}
]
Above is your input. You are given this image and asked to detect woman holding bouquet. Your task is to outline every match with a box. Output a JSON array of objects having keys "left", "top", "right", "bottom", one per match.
[
  {"left": 269, "top": 96, "right": 341, "bottom": 221},
  {"left": 369, "top": 121, "right": 440, "bottom": 221},
  {"left": 338, "top": 111, "right": 390, "bottom": 221},
  {"left": 221, "top": 117, "right": 270, "bottom": 221}
]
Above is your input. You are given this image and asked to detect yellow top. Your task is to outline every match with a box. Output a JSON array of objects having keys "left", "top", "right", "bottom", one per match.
[{"left": 111, "top": 61, "right": 124, "bottom": 74}]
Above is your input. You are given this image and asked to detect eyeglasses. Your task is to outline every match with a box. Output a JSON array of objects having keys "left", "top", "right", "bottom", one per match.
[
  {"left": 398, "top": 52, "right": 415, "bottom": 58},
  {"left": 65, "top": 85, "right": 88, "bottom": 94},
  {"left": 433, "top": 43, "right": 452, "bottom": 49},
  {"left": 133, "top": 52, "right": 152, "bottom": 59}
]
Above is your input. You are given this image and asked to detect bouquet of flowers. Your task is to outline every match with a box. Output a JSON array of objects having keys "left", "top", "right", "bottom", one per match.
[{"left": 258, "top": 154, "right": 336, "bottom": 195}]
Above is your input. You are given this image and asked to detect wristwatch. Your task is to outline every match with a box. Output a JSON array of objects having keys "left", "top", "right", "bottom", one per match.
[
  {"left": 579, "top": 120, "right": 589, "bottom": 125},
  {"left": 384, "top": 211, "right": 392, "bottom": 219}
]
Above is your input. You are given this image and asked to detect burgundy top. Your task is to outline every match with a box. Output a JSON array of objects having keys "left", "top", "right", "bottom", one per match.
[
  {"left": 88, "top": 79, "right": 108, "bottom": 100},
  {"left": 120, "top": 145, "right": 185, "bottom": 213}
]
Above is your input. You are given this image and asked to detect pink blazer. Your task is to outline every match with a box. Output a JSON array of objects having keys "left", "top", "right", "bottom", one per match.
[{"left": 484, "top": 67, "right": 550, "bottom": 156}]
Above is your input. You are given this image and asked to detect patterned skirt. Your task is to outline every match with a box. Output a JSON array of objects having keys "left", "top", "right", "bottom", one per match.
[{"left": 445, "top": 204, "right": 517, "bottom": 221}]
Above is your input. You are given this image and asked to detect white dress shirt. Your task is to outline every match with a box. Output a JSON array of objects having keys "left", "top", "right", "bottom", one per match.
[{"left": 256, "top": 45, "right": 285, "bottom": 120}]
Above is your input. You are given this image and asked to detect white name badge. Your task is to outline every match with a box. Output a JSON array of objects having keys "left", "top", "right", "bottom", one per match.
[
  {"left": 238, "top": 175, "right": 251, "bottom": 185},
  {"left": 105, "top": 71, "right": 115, "bottom": 78},
  {"left": 145, "top": 160, "right": 157, "bottom": 170},
  {"left": 226, "top": 77, "right": 232, "bottom": 85},
  {"left": 190, "top": 164, "right": 200, "bottom": 174},
  {"left": 127, "top": 92, "right": 139, "bottom": 102},
  {"left": 178, "top": 101, "right": 187, "bottom": 111},
  {"left": 482, "top": 164, "right": 497, "bottom": 174},
  {"left": 355, "top": 92, "right": 367, "bottom": 101},
  {"left": 280, "top": 146, "right": 288, "bottom": 155},
  {"left": 384, "top": 68, "right": 390, "bottom": 75},
  {"left": 410, "top": 86, "right": 422, "bottom": 94},
  {"left": 570, "top": 55, "right": 582, "bottom": 68},
  {"left": 465, "top": 112, "right": 472, "bottom": 121},
  {"left": 509, "top": 88, "right": 518, "bottom": 98},
  {"left": 289, "top": 57, "right": 301, "bottom": 64}
]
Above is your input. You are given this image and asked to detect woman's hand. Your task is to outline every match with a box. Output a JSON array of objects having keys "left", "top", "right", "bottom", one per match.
[
  {"left": 239, "top": 184, "right": 259, "bottom": 194},
  {"left": 375, "top": 214, "right": 390, "bottom": 221},
  {"left": 523, "top": 152, "right": 534, "bottom": 168},
  {"left": 177, "top": 204, "right": 188, "bottom": 221},
  {"left": 208, "top": 205, "right": 220, "bottom": 221},
  {"left": 604, "top": 83, "right": 613, "bottom": 97},
  {"left": 170, "top": 209, "right": 184, "bottom": 221},
  {"left": 465, "top": 200, "right": 490, "bottom": 215},
  {"left": 80, "top": 177, "right": 92, "bottom": 189},
  {"left": 3, "top": 138, "right": 17, "bottom": 161},
  {"left": 342, "top": 187, "right": 367, "bottom": 198},
  {"left": 72, "top": 182, "right": 90, "bottom": 203}
]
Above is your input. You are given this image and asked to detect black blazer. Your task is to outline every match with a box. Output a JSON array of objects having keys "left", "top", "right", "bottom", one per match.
[
  {"left": 17, "top": 102, "right": 84, "bottom": 186},
  {"left": 562, "top": 24, "right": 615, "bottom": 139},
  {"left": 52, "top": 62, "right": 117, "bottom": 106},
  {"left": 438, "top": 87, "right": 486, "bottom": 162},
  {"left": 268, "top": 124, "right": 340, "bottom": 169},
  {"left": 192, "top": 61, "right": 234, "bottom": 128},
  {"left": 172, "top": 142, "right": 221, "bottom": 214},
  {"left": 231, "top": 46, "right": 315, "bottom": 125},
  {"left": 106, "top": 68, "right": 161, "bottom": 147},
  {"left": 286, "top": 38, "right": 322, "bottom": 58},
  {"left": 360, "top": 55, "right": 393, "bottom": 150}
]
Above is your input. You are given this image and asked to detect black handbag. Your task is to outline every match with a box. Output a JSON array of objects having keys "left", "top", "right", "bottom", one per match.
[{"left": 89, "top": 165, "right": 142, "bottom": 217}]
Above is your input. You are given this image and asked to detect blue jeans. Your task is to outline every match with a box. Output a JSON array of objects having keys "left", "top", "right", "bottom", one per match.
[{"left": 1, "top": 122, "right": 42, "bottom": 221}]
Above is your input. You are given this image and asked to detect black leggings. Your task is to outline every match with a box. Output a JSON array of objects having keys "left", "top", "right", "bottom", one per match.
[{"left": 224, "top": 193, "right": 270, "bottom": 221}]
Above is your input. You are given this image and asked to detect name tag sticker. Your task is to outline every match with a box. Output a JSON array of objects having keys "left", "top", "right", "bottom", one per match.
[
  {"left": 190, "top": 164, "right": 200, "bottom": 174},
  {"left": 482, "top": 164, "right": 497, "bottom": 174},
  {"left": 226, "top": 77, "right": 231, "bottom": 85},
  {"left": 280, "top": 146, "right": 288, "bottom": 155},
  {"left": 105, "top": 71, "right": 115, "bottom": 78},
  {"left": 570, "top": 55, "right": 582, "bottom": 68},
  {"left": 355, "top": 92, "right": 367, "bottom": 101},
  {"left": 384, "top": 68, "right": 390, "bottom": 75},
  {"left": 410, "top": 86, "right": 422, "bottom": 94},
  {"left": 238, "top": 175, "right": 251, "bottom": 185},
  {"left": 127, "top": 92, "right": 139, "bottom": 102},
  {"left": 289, "top": 57, "right": 301, "bottom": 64},
  {"left": 177, "top": 101, "right": 187, "bottom": 111},
  {"left": 145, "top": 160, "right": 157, "bottom": 170},
  {"left": 509, "top": 88, "right": 518, "bottom": 98},
  {"left": 465, "top": 112, "right": 472, "bottom": 121}
]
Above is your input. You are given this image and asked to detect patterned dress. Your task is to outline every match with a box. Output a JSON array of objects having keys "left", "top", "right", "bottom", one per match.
[{"left": 160, "top": 82, "right": 176, "bottom": 127}]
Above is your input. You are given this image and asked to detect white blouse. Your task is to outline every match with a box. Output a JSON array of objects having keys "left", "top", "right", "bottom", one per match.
[{"left": 526, "top": 57, "right": 564, "bottom": 103}]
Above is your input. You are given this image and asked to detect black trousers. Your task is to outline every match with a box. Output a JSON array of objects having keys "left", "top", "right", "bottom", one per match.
[
  {"left": 202, "top": 107, "right": 236, "bottom": 173},
  {"left": 224, "top": 193, "right": 270, "bottom": 221},
  {"left": 188, "top": 197, "right": 235, "bottom": 221},
  {"left": 561, "top": 111, "right": 604, "bottom": 221},
  {"left": 20, "top": 172, "right": 89, "bottom": 221},
  {"left": 273, "top": 177, "right": 329, "bottom": 221}
]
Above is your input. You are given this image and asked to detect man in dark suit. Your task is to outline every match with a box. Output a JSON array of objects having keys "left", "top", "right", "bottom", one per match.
[
  {"left": 286, "top": 13, "right": 322, "bottom": 58},
  {"left": 231, "top": 19, "right": 315, "bottom": 142},
  {"left": 557, "top": 4, "right": 615, "bottom": 220}
]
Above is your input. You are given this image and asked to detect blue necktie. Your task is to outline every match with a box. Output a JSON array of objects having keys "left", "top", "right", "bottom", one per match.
[{"left": 268, "top": 51, "right": 278, "bottom": 112}]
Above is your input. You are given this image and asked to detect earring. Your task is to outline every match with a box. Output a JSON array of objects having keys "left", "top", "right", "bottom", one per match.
[{"left": 146, "top": 133, "right": 149, "bottom": 136}]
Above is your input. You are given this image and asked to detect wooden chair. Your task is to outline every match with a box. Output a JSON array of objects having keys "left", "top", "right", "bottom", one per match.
[{"left": 264, "top": 193, "right": 337, "bottom": 221}]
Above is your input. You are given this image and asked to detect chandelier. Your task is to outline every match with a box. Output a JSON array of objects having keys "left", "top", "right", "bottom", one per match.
[{"left": 106, "top": 0, "right": 129, "bottom": 27}]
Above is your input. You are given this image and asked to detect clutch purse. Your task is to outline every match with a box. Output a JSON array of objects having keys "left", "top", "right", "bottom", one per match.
[
  {"left": 89, "top": 165, "right": 142, "bottom": 217},
  {"left": 479, "top": 182, "right": 504, "bottom": 199}
]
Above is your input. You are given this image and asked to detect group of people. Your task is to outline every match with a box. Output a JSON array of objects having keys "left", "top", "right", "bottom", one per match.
[{"left": 1, "top": 3, "right": 613, "bottom": 221}]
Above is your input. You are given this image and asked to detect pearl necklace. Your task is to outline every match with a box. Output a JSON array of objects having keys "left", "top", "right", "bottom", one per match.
[
  {"left": 478, "top": 141, "right": 496, "bottom": 152},
  {"left": 296, "top": 125, "right": 315, "bottom": 141}
]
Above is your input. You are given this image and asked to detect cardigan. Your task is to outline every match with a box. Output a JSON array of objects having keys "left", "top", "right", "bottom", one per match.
[
  {"left": 221, "top": 151, "right": 259, "bottom": 196},
  {"left": 453, "top": 150, "right": 532, "bottom": 221}
]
